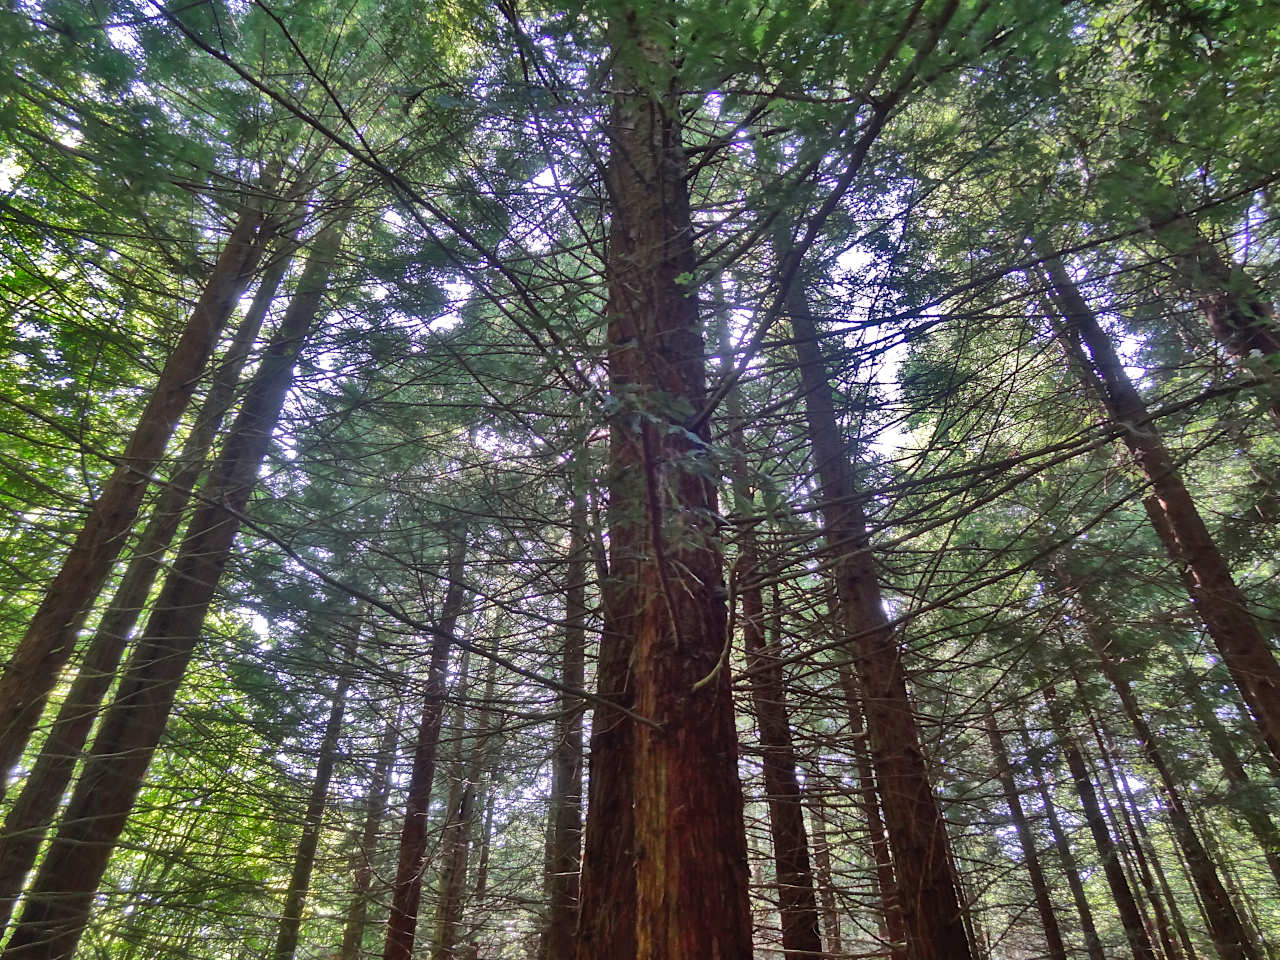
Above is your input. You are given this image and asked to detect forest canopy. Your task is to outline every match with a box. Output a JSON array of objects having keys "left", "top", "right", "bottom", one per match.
[{"left": 1, "top": 1, "right": 1279, "bottom": 959}]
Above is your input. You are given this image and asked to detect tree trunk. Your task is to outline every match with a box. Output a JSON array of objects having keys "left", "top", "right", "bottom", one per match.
[
  {"left": 0, "top": 243, "right": 293, "bottom": 930},
  {"left": 0, "top": 219, "right": 341, "bottom": 960},
  {"left": 1083, "top": 712, "right": 1182, "bottom": 960},
  {"left": 1043, "top": 685, "right": 1156, "bottom": 960},
  {"left": 836, "top": 662, "right": 909, "bottom": 960},
  {"left": 1019, "top": 721, "right": 1107, "bottom": 960},
  {"left": 984, "top": 708, "right": 1067, "bottom": 960},
  {"left": 576, "top": 12, "right": 754, "bottom": 960},
  {"left": 432, "top": 653, "right": 498, "bottom": 960},
  {"left": 273, "top": 633, "right": 356, "bottom": 960},
  {"left": 341, "top": 709, "right": 401, "bottom": 960},
  {"left": 1074, "top": 604, "right": 1259, "bottom": 960},
  {"left": 538, "top": 488, "right": 587, "bottom": 960},
  {"left": 716, "top": 291, "right": 821, "bottom": 960},
  {"left": 788, "top": 269, "right": 971, "bottom": 960},
  {"left": 807, "top": 781, "right": 843, "bottom": 958},
  {"left": 0, "top": 202, "right": 270, "bottom": 788},
  {"left": 1041, "top": 251, "right": 1280, "bottom": 765},
  {"left": 382, "top": 529, "right": 469, "bottom": 960},
  {"left": 1171, "top": 646, "right": 1280, "bottom": 889},
  {"left": 1159, "top": 216, "right": 1280, "bottom": 417}
]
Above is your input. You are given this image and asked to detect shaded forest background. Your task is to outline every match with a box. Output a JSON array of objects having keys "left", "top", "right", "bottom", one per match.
[{"left": 1, "top": 0, "right": 1280, "bottom": 958}]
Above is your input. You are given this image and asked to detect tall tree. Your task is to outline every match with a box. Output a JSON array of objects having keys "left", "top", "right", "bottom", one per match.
[{"left": 0, "top": 216, "right": 344, "bottom": 960}]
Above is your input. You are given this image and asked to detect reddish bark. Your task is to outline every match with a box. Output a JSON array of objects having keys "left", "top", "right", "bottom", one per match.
[
  {"left": 0, "top": 203, "right": 269, "bottom": 788},
  {"left": 577, "top": 14, "right": 754, "bottom": 959},
  {"left": 0, "top": 245, "right": 292, "bottom": 928},
  {"left": 382, "top": 531, "right": 469, "bottom": 960},
  {"left": 984, "top": 708, "right": 1067, "bottom": 960},
  {"left": 0, "top": 221, "right": 341, "bottom": 960},
  {"left": 1042, "top": 252, "right": 1280, "bottom": 767},
  {"left": 719, "top": 297, "right": 821, "bottom": 960}
]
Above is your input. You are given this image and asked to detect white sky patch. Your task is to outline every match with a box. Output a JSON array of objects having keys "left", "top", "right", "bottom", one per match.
[{"left": 0, "top": 156, "right": 22, "bottom": 191}]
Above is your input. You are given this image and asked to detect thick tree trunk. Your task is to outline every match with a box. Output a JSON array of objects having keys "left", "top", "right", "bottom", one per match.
[
  {"left": 1074, "top": 605, "right": 1259, "bottom": 960},
  {"left": 0, "top": 203, "right": 269, "bottom": 788},
  {"left": 1043, "top": 686, "right": 1156, "bottom": 960},
  {"left": 984, "top": 708, "right": 1067, "bottom": 960},
  {"left": 577, "top": 14, "right": 754, "bottom": 960},
  {"left": 382, "top": 530, "right": 469, "bottom": 960},
  {"left": 538, "top": 489, "right": 587, "bottom": 960},
  {"left": 1041, "top": 251, "right": 1280, "bottom": 765},
  {"left": 0, "top": 220, "right": 341, "bottom": 960},
  {"left": 0, "top": 245, "right": 292, "bottom": 929},
  {"left": 273, "top": 635, "right": 356, "bottom": 960},
  {"left": 1019, "top": 722, "right": 1107, "bottom": 960},
  {"left": 341, "top": 710, "right": 401, "bottom": 960},
  {"left": 787, "top": 273, "right": 970, "bottom": 960}
]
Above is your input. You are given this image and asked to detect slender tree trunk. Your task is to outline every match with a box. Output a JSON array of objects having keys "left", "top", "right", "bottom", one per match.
[
  {"left": 1074, "top": 605, "right": 1259, "bottom": 960},
  {"left": 0, "top": 203, "right": 270, "bottom": 788},
  {"left": 807, "top": 781, "right": 843, "bottom": 958},
  {"left": 1019, "top": 721, "right": 1107, "bottom": 960},
  {"left": 0, "top": 220, "right": 342, "bottom": 960},
  {"left": 341, "top": 709, "right": 401, "bottom": 960},
  {"left": 1104, "top": 735, "right": 1200, "bottom": 960},
  {"left": 1084, "top": 715, "right": 1181, "bottom": 960},
  {"left": 0, "top": 244, "right": 293, "bottom": 929},
  {"left": 984, "top": 708, "right": 1067, "bottom": 960},
  {"left": 382, "top": 530, "right": 469, "bottom": 960},
  {"left": 1043, "top": 685, "right": 1156, "bottom": 960},
  {"left": 1041, "top": 251, "right": 1280, "bottom": 765},
  {"left": 836, "top": 662, "right": 909, "bottom": 960},
  {"left": 1174, "top": 647, "right": 1280, "bottom": 888},
  {"left": 273, "top": 634, "right": 356, "bottom": 960},
  {"left": 716, "top": 294, "right": 821, "bottom": 960},
  {"left": 787, "top": 258, "right": 970, "bottom": 960},
  {"left": 538, "top": 488, "right": 587, "bottom": 960},
  {"left": 577, "top": 12, "right": 754, "bottom": 960},
  {"left": 431, "top": 653, "right": 498, "bottom": 960}
]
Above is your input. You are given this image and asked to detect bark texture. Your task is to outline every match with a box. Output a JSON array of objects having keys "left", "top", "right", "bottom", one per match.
[
  {"left": 0, "top": 204, "right": 269, "bottom": 788},
  {"left": 0, "top": 220, "right": 341, "bottom": 960},
  {"left": 577, "top": 14, "right": 754, "bottom": 960},
  {"left": 1041, "top": 251, "right": 1280, "bottom": 765}
]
